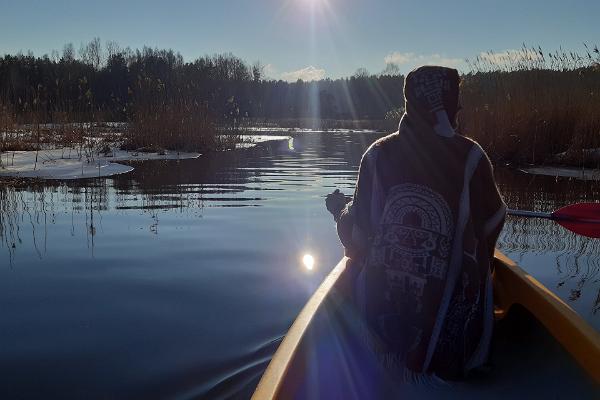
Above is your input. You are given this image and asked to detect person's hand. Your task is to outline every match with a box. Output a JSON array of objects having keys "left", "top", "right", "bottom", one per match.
[{"left": 325, "top": 189, "right": 348, "bottom": 221}]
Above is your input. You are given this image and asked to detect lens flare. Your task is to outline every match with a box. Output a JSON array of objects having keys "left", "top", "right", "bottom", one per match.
[{"left": 302, "top": 254, "right": 315, "bottom": 270}]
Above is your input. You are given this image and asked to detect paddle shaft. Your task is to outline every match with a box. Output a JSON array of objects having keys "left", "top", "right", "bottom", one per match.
[
  {"left": 500, "top": 204, "right": 600, "bottom": 238},
  {"left": 509, "top": 207, "right": 600, "bottom": 238},
  {"left": 507, "top": 209, "right": 552, "bottom": 219},
  {"left": 508, "top": 209, "right": 600, "bottom": 224}
]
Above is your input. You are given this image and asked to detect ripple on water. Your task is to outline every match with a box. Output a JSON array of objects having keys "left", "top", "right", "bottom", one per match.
[{"left": 0, "top": 131, "right": 598, "bottom": 397}]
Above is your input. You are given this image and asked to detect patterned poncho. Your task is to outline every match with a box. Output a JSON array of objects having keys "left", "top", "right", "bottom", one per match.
[{"left": 338, "top": 66, "right": 506, "bottom": 380}]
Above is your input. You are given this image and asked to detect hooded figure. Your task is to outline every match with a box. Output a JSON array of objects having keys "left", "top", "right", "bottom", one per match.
[{"left": 332, "top": 66, "right": 506, "bottom": 380}]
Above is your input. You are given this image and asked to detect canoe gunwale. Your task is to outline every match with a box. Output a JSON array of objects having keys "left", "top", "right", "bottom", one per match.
[
  {"left": 493, "top": 250, "right": 600, "bottom": 383},
  {"left": 252, "top": 252, "right": 600, "bottom": 399},
  {"left": 252, "top": 257, "right": 349, "bottom": 399}
]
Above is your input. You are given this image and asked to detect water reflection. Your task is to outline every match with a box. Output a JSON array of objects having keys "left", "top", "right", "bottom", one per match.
[
  {"left": 0, "top": 179, "right": 202, "bottom": 265},
  {"left": 495, "top": 168, "right": 600, "bottom": 325},
  {"left": 0, "top": 132, "right": 599, "bottom": 398},
  {"left": 0, "top": 142, "right": 291, "bottom": 264},
  {"left": 302, "top": 254, "right": 315, "bottom": 271},
  {"left": 0, "top": 132, "right": 375, "bottom": 398},
  {"left": 1, "top": 181, "right": 107, "bottom": 264}
]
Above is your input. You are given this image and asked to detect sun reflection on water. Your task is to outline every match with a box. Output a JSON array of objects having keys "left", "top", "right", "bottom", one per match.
[{"left": 302, "top": 253, "right": 315, "bottom": 270}]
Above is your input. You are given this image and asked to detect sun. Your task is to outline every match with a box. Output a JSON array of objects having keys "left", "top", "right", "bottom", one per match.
[
  {"left": 301, "top": 0, "right": 328, "bottom": 9},
  {"left": 282, "top": 0, "right": 334, "bottom": 21}
]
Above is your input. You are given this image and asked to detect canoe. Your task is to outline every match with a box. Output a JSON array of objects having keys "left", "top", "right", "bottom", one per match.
[{"left": 252, "top": 250, "right": 600, "bottom": 399}]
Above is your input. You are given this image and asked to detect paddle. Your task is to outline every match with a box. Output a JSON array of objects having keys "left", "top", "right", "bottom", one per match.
[{"left": 507, "top": 203, "right": 600, "bottom": 238}]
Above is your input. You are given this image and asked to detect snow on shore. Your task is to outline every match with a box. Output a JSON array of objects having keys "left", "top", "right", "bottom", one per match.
[
  {"left": 520, "top": 166, "right": 600, "bottom": 181},
  {"left": 0, "top": 148, "right": 200, "bottom": 180},
  {"left": 237, "top": 135, "right": 293, "bottom": 149},
  {"left": 0, "top": 135, "right": 292, "bottom": 180}
]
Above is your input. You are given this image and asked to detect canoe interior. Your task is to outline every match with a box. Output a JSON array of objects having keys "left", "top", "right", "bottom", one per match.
[{"left": 253, "top": 255, "right": 599, "bottom": 399}]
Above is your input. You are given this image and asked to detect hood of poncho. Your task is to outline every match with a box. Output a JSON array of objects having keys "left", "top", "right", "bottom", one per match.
[{"left": 399, "top": 66, "right": 460, "bottom": 138}]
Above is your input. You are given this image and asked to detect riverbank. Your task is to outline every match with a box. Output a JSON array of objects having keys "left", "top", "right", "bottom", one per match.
[
  {"left": 0, "top": 147, "right": 200, "bottom": 179},
  {"left": 0, "top": 134, "right": 291, "bottom": 180}
]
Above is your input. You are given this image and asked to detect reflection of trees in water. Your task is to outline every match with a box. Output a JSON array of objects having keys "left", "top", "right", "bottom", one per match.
[
  {"left": 1, "top": 182, "right": 60, "bottom": 264},
  {"left": 0, "top": 181, "right": 109, "bottom": 265},
  {"left": 1, "top": 185, "right": 23, "bottom": 264},
  {"left": 110, "top": 133, "right": 376, "bottom": 210},
  {"left": 0, "top": 133, "right": 377, "bottom": 266},
  {"left": 0, "top": 144, "right": 283, "bottom": 264},
  {"left": 0, "top": 179, "right": 209, "bottom": 264},
  {"left": 496, "top": 168, "right": 600, "bottom": 314},
  {"left": 112, "top": 133, "right": 378, "bottom": 191}
]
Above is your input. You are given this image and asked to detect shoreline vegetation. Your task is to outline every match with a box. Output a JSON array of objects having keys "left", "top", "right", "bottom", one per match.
[
  {"left": 1, "top": 40, "right": 600, "bottom": 176},
  {"left": 462, "top": 45, "right": 600, "bottom": 168}
]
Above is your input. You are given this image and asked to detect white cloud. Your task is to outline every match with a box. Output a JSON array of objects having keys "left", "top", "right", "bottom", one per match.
[
  {"left": 262, "top": 63, "right": 277, "bottom": 79},
  {"left": 384, "top": 52, "right": 417, "bottom": 65},
  {"left": 426, "top": 54, "right": 463, "bottom": 68},
  {"left": 383, "top": 52, "right": 464, "bottom": 72},
  {"left": 280, "top": 65, "right": 326, "bottom": 82}
]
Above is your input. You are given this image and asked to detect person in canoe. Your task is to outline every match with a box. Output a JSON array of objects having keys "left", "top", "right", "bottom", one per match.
[{"left": 326, "top": 65, "right": 507, "bottom": 382}]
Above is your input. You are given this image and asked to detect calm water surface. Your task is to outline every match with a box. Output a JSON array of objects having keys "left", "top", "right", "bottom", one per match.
[{"left": 1, "top": 132, "right": 598, "bottom": 398}]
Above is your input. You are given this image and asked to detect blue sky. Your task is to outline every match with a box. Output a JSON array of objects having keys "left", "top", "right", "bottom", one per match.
[{"left": 1, "top": 0, "right": 599, "bottom": 80}]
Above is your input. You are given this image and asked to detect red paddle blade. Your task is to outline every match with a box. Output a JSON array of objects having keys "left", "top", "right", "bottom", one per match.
[{"left": 552, "top": 203, "right": 600, "bottom": 238}]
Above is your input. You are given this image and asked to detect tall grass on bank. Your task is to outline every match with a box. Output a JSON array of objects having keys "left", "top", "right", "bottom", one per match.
[
  {"left": 0, "top": 88, "right": 122, "bottom": 171},
  {"left": 121, "top": 70, "right": 242, "bottom": 152},
  {"left": 0, "top": 103, "right": 18, "bottom": 151},
  {"left": 123, "top": 101, "right": 218, "bottom": 153},
  {"left": 461, "top": 45, "right": 600, "bottom": 166}
]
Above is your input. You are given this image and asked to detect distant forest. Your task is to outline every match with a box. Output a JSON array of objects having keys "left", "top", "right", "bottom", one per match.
[
  {"left": 3, "top": 40, "right": 600, "bottom": 164},
  {"left": 0, "top": 39, "right": 404, "bottom": 125}
]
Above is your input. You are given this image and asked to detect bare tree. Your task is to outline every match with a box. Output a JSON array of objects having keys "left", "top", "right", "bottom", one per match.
[
  {"left": 252, "top": 61, "right": 264, "bottom": 82},
  {"left": 51, "top": 49, "right": 60, "bottom": 63},
  {"left": 62, "top": 43, "right": 75, "bottom": 62},
  {"left": 79, "top": 38, "right": 103, "bottom": 69},
  {"left": 78, "top": 43, "right": 90, "bottom": 65},
  {"left": 106, "top": 40, "right": 121, "bottom": 61},
  {"left": 88, "top": 37, "right": 103, "bottom": 69},
  {"left": 353, "top": 67, "right": 370, "bottom": 78},
  {"left": 381, "top": 63, "right": 401, "bottom": 76}
]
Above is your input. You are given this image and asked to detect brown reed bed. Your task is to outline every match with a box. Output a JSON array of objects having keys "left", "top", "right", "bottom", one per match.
[
  {"left": 460, "top": 45, "right": 600, "bottom": 167},
  {"left": 122, "top": 100, "right": 225, "bottom": 153}
]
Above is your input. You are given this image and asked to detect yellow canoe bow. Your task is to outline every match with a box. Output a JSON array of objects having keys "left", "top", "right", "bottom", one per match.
[{"left": 253, "top": 250, "right": 600, "bottom": 399}]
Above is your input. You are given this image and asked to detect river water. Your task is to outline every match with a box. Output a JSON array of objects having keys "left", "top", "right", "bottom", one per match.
[{"left": 0, "top": 131, "right": 598, "bottom": 398}]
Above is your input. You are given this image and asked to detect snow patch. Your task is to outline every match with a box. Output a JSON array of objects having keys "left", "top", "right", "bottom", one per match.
[
  {"left": 0, "top": 148, "right": 199, "bottom": 180},
  {"left": 0, "top": 134, "right": 291, "bottom": 180},
  {"left": 240, "top": 135, "right": 291, "bottom": 145}
]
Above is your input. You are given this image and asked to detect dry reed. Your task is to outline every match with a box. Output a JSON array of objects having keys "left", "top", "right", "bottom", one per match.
[
  {"left": 461, "top": 45, "right": 600, "bottom": 166},
  {"left": 123, "top": 101, "right": 219, "bottom": 153}
]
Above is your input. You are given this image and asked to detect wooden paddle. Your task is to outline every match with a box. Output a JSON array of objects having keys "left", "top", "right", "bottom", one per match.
[{"left": 508, "top": 203, "right": 600, "bottom": 238}]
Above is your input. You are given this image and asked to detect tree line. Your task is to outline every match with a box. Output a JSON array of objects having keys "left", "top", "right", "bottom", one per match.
[
  {"left": 0, "top": 38, "right": 404, "bottom": 125},
  {"left": 5, "top": 40, "right": 598, "bottom": 164}
]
